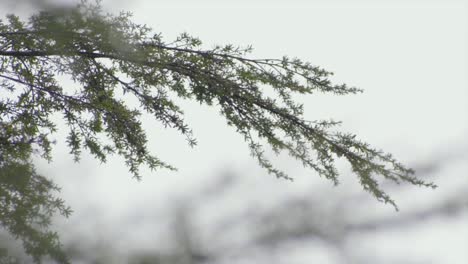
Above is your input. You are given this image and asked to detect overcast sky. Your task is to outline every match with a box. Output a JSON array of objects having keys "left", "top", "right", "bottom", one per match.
[{"left": 1, "top": 0, "right": 467, "bottom": 263}]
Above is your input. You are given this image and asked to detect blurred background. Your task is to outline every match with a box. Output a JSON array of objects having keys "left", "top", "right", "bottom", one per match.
[{"left": 1, "top": 0, "right": 467, "bottom": 263}]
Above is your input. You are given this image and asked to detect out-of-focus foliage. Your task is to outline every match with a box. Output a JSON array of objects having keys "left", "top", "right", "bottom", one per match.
[
  {"left": 0, "top": 158, "right": 71, "bottom": 263},
  {"left": 2, "top": 163, "right": 462, "bottom": 264},
  {"left": 0, "top": 0, "right": 436, "bottom": 262}
]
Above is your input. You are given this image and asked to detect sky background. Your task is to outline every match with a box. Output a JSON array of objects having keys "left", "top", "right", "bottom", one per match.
[{"left": 1, "top": 0, "right": 467, "bottom": 263}]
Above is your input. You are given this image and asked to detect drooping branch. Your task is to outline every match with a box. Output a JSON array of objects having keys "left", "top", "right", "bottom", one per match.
[
  {"left": 0, "top": 3, "right": 434, "bottom": 206},
  {"left": 0, "top": 1, "right": 435, "bottom": 210}
]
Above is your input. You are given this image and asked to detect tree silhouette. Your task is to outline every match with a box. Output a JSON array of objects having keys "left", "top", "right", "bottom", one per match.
[{"left": 0, "top": 1, "right": 435, "bottom": 262}]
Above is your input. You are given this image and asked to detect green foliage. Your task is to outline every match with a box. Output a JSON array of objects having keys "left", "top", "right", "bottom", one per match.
[
  {"left": 0, "top": 0, "right": 435, "bottom": 262},
  {"left": 0, "top": 156, "right": 71, "bottom": 263}
]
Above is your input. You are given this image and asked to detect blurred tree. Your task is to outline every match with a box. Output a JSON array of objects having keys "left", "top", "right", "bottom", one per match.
[{"left": 0, "top": 0, "right": 435, "bottom": 262}]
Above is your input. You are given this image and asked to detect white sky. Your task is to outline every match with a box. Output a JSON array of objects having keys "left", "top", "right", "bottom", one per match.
[{"left": 1, "top": 0, "right": 467, "bottom": 263}]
